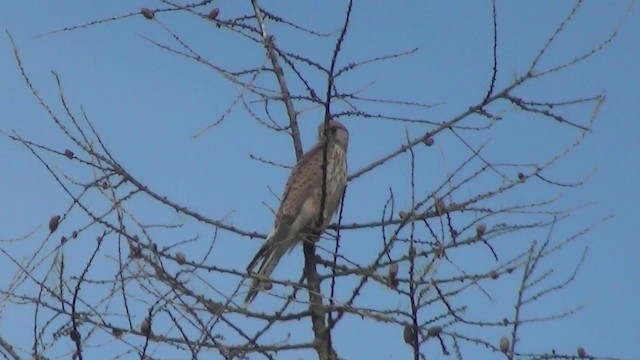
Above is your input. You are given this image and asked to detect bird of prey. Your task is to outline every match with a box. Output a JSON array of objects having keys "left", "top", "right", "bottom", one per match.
[{"left": 245, "top": 120, "right": 349, "bottom": 303}]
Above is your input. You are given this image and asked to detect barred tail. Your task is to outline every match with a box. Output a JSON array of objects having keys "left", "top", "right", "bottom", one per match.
[{"left": 245, "top": 226, "right": 291, "bottom": 304}]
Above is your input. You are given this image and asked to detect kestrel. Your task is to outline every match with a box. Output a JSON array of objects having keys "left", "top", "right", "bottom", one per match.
[{"left": 245, "top": 120, "right": 349, "bottom": 303}]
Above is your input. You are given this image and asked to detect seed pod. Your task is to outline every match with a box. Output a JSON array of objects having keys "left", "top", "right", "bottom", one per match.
[
  {"left": 64, "top": 149, "right": 74, "bottom": 159},
  {"left": 577, "top": 346, "right": 586, "bottom": 359},
  {"left": 398, "top": 211, "right": 409, "bottom": 220},
  {"left": 141, "top": 8, "right": 154, "bottom": 20},
  {"left": 403, "top": 325, "right": 414, "bottom": 345},
  {"left": 206, "top": 301, "right": 223, "bottom": 315},
  {"left": 475, "top": 223, "right": 486, "bottom": 237},
  {"left": 140, "top": 318, "right": 151, "bottom": 336},
  {"left": 435, "top": 197, "right": 445, "bottom": 215},
  {"left": 408, "top": 244, "right": 416, "bottom": 259},
  {"left": 130, "top": 246, "right": 142, "bottom": 258},
  {"left": 499, "top": 336, "right": 509, "bottom": 353},
  {"left": 176, "top": 252, "right": 186, "bottom": 265},
  {"left": 69, "top": 329, "right": 81, "bottom": 342},
  {"left": 49, "top": 215, "right": 61, "bottom": 233},
  {"left": 112, "top": 328, "right": 123, "bottom": 338},
  {"left": 387, "top": 263, "right": 399, "bottom": 289},
  {"left": 424, "top": 137, "right": 434, "bottom": 146},
  {"left": 388, "top": 263, "right": 399, "bottom": 278},
  {"left": 207, "top": 8, "right": 220, "bottom": 20},
  {"left": 427, "top": 326, "right": 441, "bottom": 337},
  {"left": 490, "top": 270, "right": 499, "bottom": 279},
  {"left": 518, "top": 172, "right": 525, "bottom": 180}
]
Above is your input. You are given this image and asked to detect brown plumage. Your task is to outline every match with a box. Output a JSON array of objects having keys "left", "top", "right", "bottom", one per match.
[{"left": 245, "top": 120, "right": 349, "bottom": 303}]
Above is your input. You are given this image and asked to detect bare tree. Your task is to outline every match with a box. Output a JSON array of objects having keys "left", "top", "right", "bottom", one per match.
[{"left": 1, "top": 1, "right": 632, "bottom": 359}]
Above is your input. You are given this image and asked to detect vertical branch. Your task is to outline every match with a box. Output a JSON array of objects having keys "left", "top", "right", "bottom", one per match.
[
  {"left": 249, "top": 1, "right": 354, "bottom": 358},
  {"left": 250, "top": 0, "right": 303, "bottom": 159},
  {"left": 406, "top": 130, "right": 420, "bottom": 360},
  {"left": 508, "top": 241, "right": 536, "bottom": 359},
  {"left": 246, "top": 2, "right": 336, "bottom": 353},
  {"left": 483, "top": 0, "right": 498, "bottom": 103},
  {"left": 326, "top": 189, "right": 346, "bottom": 347},
  {"left": 306, "top": 122, "right": 336, "bottom": 359},
  {"left": 304, "top": 2, "right": 353, "bottom": 358},
  {"left": 302, "top": 241, "right": 334, "bottom": 360},
  {"left": 324, "top": 0, "right": 353, "bottom": 120}
]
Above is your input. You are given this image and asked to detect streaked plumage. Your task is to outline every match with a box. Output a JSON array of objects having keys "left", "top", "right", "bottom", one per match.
[{"left": 245, "top": 120, "right": 349, "bottom": 303}]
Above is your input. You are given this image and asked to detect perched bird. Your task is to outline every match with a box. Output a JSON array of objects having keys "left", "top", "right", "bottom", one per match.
[{"left": 245, "top": 120, "right": 349, "bottom": 303}]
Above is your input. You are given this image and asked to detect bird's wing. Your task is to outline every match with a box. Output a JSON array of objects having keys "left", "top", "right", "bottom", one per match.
[
  {"left": 244, "top": 144, "right": 328, "bottom": 303},
  {"left": 276, "top": 142, "right": 326, "bottom": 225},
  {"left": 245, "top": 143, "right": 325, "bottom": 274}
]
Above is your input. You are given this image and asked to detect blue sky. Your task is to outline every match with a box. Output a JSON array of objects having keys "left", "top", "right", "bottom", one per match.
[{"left": 1, "top": 1, "right": 639, "bottom": 359}]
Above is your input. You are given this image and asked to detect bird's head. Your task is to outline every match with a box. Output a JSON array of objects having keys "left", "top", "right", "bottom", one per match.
[{"left": 318, "top": 120, "right": 349, "bottom": 148}]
